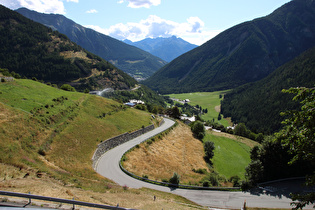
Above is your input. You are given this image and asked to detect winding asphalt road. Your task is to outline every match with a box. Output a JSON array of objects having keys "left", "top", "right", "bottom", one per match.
[{"left": 95, "top": 118, "right": 296, "bottom": 209}]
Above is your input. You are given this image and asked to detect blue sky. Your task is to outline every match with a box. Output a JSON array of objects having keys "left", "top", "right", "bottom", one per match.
[{"left": 1, "top": 0, "right": 291, "bottom": 45}]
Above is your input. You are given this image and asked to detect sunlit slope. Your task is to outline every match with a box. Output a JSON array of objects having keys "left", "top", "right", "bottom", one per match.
[{"left": 0, "top": 79, "right": 152, "bottom": 186}]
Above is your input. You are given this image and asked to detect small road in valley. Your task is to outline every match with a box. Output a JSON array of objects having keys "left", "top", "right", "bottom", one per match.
[{"left": 96, "top": 118, "right": 297, "bottom": 209}]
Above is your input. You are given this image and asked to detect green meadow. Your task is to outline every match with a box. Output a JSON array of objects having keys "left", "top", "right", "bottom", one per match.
[
  {"left": 167, "top": 91, "right": 231, "bottom": 127},
  {"left": 0, "top": 79, "right": 82, "bottom": 113},
  {"left": 204, "top": 132, "right": 253, "bottom": 180}
]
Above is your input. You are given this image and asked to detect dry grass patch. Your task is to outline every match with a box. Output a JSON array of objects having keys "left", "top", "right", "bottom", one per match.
[
  {"left": 60, "top": 51, "right": 88, "bottom": 60},
  {"left": 0, "top": 163, "right": 201, "bottom": 210},
  {"left": 123, "top": 122, "right": 208, "bottom": 185}
]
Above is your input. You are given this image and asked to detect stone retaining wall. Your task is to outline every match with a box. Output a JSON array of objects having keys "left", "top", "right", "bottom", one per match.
[{"left": 92, "top": 124, "right": 155, "bottom": 169}]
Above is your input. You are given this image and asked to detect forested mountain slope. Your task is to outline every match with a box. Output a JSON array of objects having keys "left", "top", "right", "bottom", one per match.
[
  {"left": 0, "top": 5, "right": 136, "bottom": 91},
  {"left": 16, "top": 7, "right": 167, "bottom": 80},
  {"left": 221, "top": 46, "right": 315, "bottom": 134},
  {"left": 143, "top": 0, "right": 315, "bottom": 94},
  {"left": 123, "top": 36, "right": 198, "bottom": 62}
]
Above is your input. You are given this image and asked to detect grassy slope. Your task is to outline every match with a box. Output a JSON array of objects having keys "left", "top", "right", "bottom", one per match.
[
  {"left": 0, "top": 79, "right": 152, "bottom": 181},
  {"left": 0, "top": 79, "right": 201, "bottom": 209},
  {"left": 204, "top": 131, "right": 259, "bottom": 180},
  {"left": 123, "top": 122, "right": 209, "bottom": 185},
  {"left": 167, "top": 91, "right": 231, "bottom": 127},
  {"left": 124, "top": 121, "right": 259, "bottom": 185}
]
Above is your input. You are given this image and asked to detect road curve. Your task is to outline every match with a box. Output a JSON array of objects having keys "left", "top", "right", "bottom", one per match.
[{"left": 96, "top": 118, "right": 294, "bottom": 209}]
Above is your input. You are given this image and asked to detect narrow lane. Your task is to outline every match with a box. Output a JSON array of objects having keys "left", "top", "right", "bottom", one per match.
[{"left": 96, "top": 118, "right": 294, "bottom": 209}]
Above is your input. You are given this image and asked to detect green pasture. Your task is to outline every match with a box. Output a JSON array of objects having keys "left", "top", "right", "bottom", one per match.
[
  {"left": 204, "top": 132, "right": 251, "bottom": 180},
  {"left": 0, "top": 79, "right": 82, "bottom": 113},
  {"left": 167, "top": 91, "right": 231, "bottom": 127}
]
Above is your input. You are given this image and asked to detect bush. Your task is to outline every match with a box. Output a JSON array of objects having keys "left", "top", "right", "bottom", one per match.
[
  {"left": 204, "top": 141, "right": 215, "bottom": 162},
  {"left": 60, "top": 84, "right": 76, "bottom": 92},
  {"left": 169, "top": 172, "right": 180, "bottom": 185},
  {"left": 191, "top": 121, "right": 205, "bottom": 140},
  {"left": 209, "top": 173, "right": 219, "bottom": 186},
  {"left": 234, "top": 123, "right": 249, "bottom": 137},
  {"left": 229, "top": 175, "right": 241, "bottom": 187},
  {"left": 192, "top": 168, "right": 207, "bottom": 174},
  {"left": 38, "top": 148, "right": 46, "bottom": 156},
  {"left": 202, "top": 180, "right": 210, "bottom": 187}
]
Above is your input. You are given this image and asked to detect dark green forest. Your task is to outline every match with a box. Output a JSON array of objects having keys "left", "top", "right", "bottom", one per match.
[
  {"left": 244, "top": 87, "right": 315, "bottom": 209},
  {"left": 221, "top": 47, "right": 315, "bottom": 134},
  {"left": 0, "top": 5, "right": 137, "bottom": 91}
]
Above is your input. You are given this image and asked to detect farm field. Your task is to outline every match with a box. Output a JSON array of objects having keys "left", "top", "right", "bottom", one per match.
[{"left": 167, "top": 91, "right": 231, "bottom": 127}]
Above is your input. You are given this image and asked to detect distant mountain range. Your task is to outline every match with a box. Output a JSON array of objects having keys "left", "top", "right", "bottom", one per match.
[
  {"left": 0, "top": 5, "right": 137, "bottom": 91},
  {"left": 143, "top": 0, "right": 315, "bottom": 94},
  {"left": 123, "top": 36, "right": 198, "bottom": 62},
  {"left": 16, "top": 7, "right": 167, "bottom": 80}
]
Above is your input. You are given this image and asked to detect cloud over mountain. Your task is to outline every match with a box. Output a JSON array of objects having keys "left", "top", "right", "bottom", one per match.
[
  {"left": 0, "top": 0, "right": 78, "bottom": 14},
  {"left": 86, "top": 15, "right": 214, "bottom": 45}
]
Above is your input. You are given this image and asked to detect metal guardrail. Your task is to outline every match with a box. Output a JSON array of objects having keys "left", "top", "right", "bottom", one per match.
[
  {"left": 119, "top": 161, "right": 240, "bottom": 191},
  {"left": 0, "top": 191, "right": 136, "bottom": 210}
]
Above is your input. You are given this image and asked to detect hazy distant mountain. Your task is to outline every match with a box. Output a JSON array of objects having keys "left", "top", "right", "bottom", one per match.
[
  {"left": 0, "top": 5, "right": 137, "bottom": 91},
  {"left": 16, "top": 8, "right": 167, "bottom": 80},
  {"left": 143, "top": 0, "right": 315, "bottom": 94},
  {"left": 123, "top": 36, "right": 198, "bottom": 62}
]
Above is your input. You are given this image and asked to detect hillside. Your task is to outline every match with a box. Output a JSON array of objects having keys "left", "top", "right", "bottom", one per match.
[
  {"left": 123, "top": 122, "right": 258, "bottom": 186},
  {"left": 123, "top": 36, "right": 198, "bottom": 62},
  {"left": 143, "top": 0, "right": 315, "bottom": 94},
  {"left": 16, "top": 7, "right": 167, "bottom": 80},
  {"left": 0, "top": 5, "right": 136, "bottom": 92},
  {"left": 221, "top": 46, "right": 315, "bottom": 134},
  {"left": 0, "top": 79, "right": 194, "bottom": 209}
]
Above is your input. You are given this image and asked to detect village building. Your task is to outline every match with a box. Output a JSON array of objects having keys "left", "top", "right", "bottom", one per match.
[
  {"left": 124, "top": 99, "right": 145, "bottom": 107},
  {"left": 0, "top": 76, "right": 14, "bottom": 82}
]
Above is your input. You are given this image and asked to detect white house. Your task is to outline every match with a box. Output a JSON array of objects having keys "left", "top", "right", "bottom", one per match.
[{"left": 129, "top": 99, "right": 145, "bottom": 105}]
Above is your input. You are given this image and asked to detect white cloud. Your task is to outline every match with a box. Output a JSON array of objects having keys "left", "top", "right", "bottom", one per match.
[
  {"left": 85, "top": 15, "right": 220, "bottom": 45},
  {"left": 85, "top": 25, "right": 108, "bottom": 35},
  {"left": 0, "top": 0, "right": 78, "bottom": 14},
  {"left": 86, "top": 9, "right": 98, "bottom": 14},
  {"left": 118, "top": 0, "right": 161, "bottom": 8}
]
